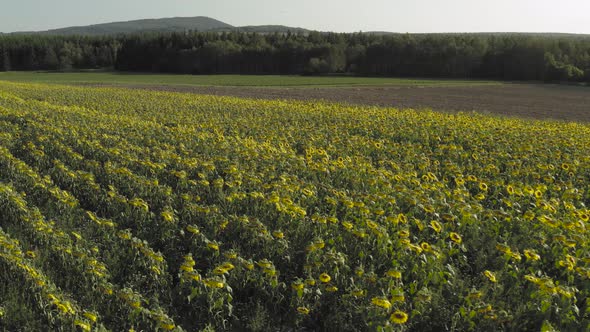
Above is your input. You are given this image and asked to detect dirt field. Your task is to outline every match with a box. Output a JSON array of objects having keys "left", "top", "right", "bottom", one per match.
[{"left": 99, "top": 83, "right": 590, "bottom": 122}]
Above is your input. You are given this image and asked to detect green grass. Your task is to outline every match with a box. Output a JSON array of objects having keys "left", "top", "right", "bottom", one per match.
[{"left": 0, "top": 71, "right": 501, "bottom": 87}]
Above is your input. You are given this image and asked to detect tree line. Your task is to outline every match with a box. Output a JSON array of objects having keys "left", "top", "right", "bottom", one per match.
[
  {"left": 1, "top": 31, "right": 590, "bottom": 82},
  {"left": 0, "top": 35, "right": 119, "bottom": 71}
]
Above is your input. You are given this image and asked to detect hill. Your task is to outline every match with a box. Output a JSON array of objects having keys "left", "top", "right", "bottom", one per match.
[
  {"left": 10, "top": 17, "right": 310, "bottom": 36},
  {"left": 13, "top": 16, "right": 234, "bottom": 35}
]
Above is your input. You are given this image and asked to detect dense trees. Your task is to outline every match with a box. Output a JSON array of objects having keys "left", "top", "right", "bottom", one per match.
[
  {"left": 0, "top": 35, "right": 118, "bottom": 71},
  {"left": 116, "top": 32, "right": 590, "bottom": 82},
  {"left": 1, "top": 32, "right": 590, "bottom": 82}
]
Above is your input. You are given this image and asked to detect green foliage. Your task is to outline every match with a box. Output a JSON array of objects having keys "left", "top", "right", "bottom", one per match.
[
  {"left": 544, "top": 53, "right": 585, "bottom": 82},
  {"left": 0, "top": 35, "right": 117, "bottom": 71},
  {"left": 2, "top": 32, "right": 590, "bottom": 82}
]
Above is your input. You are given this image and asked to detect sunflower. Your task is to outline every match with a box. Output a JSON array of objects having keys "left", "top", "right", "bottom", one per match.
[
  {"left": 263, "top": 268, "right": 277, "bottom": 277},
  {"left": 74, "top": 321, "right": 91, "bottom": 332},
  {"left": 523, "top": 249, "right": 540, "bottom": 261},
  {"left": 366, "top": 220, "right": 379, "bottom": 230},
  {"left": 224, "top": 251, "right": 237, "bottom": 259},
  {"left": 407, "top": 243, "right": 423, "bottom": 254},
  {"left": 391, "top": 291, "right": 405, "bottom": 302},
  {"left": 371, "top": 297, "right": 392, "bottom": 309},
  {"left": 430, "top": 220, "right": 442, "bottom": 233},
  {"left": 449, "top": 232, "right": 462, "bottom": 244},
  {"left": 396, "top": 214, "right": 408, "bottom": 224},
  {"left": 398, "top": 229, "right": 410, "bottom": 238},
  {"left": 206, "top": 242, "right": 219, "bottom": 251},
  {"left": 83, "top": 312, "right": 98, "bottom": 323},
  {"left": 297, "top": 307, "right": 310, "bottom": 314},
  {"left": 523, "top": 210, "right": 535, "bottom": 220},
  {"left": 159, "top": 322, "right": 176, "bottom": 331},
  {"left": 186, "top": 224, "right": 200, "bottom": 234},
  {"left": 556, "top": 286, "right": 574, "bottom": 298},
  {"left": 466, "top": 291, "right": 483, "bottom": 300},
  {"left": 326, "top": 285, "right": 338, "bottom": 292},
  {"left": 203, "top": 278, "right": 225, "bottom": 288},
  {"left": 423, "top": 205, "right": 435, "bottom": 214},
  {"left": 484, "top": 313, "right": 498, "bottom": 320},
  {"left": 302, "top": 188, "right": 314, "bottom": 197},
  {"left": 291, "top": 281, "right": 304, "bottom": 291},
  {"left": 506, "top": 185, "right": 515, "bottom": 195},
  {"left": 355, "top": 267, "right": 364, "bottom": 277},
  {"left": 256, "top": 259, "right": 273, "bottom": 269},
  {"left": 319, "top": 273, "right": 331, "bottom": 283},
  {"left": 478, "top": 304, "right": 493, "bottom": 313},
  {"left": 180, "top": 261, "right": 195, "bottom": 273},
  {"left": 390, "top": 310, "right": 409, "bottom": 324},
  {"left": 386, "top": 270, "right": 402, "bottom": 279},
  {"left": 564, "top": 240, "right": 577, "bottom": 248},
  {"left": 524, "top": 273, "right": 539, "bottom": 283},
  {"left": 441, "top": 213, "right": 455, "bottom": 222},
  {"left": 161, "top": 210, "right": 175, "bottom": 223},
  {"left": 484, "top": 270, "right": 497, "bottom": 283},
  {"left": 510, "top": 251, "right": 522, "bottom": 261},
  {"left": 222, "top": 262, "right": 235, "bottom": 270}
]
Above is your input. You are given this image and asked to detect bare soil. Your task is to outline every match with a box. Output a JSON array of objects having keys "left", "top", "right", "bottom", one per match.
[{"left": 95, "top": 83, "right": 590, "bottom": 122}]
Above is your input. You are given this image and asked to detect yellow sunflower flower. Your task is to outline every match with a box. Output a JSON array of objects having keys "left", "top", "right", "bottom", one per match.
[
  {"left": 484, "top": 270, "right": 497, "bottom": 283},
  {"left": 319, "top": 273, "right": 331, "bottom": 283},
  {"left": 390, "top": 310, "right": 409, "bottom": 324},
  {"left": 371, "top": 297, "right": 392, "bottom": 309},
  {"left": 430, "top": 220, "right": 442, "bottom": 233},
  {"left": 297, "top": 307, "right": 310, "bottom": 314},
  {"left": 449, "top": 232, "right": 462, "bottom": 244},
  {"left": 386, "top": 270, "right": 402, "bottom": 279},
  {"left": 523, "top": 249, "right": 540, "bottom": 261}
]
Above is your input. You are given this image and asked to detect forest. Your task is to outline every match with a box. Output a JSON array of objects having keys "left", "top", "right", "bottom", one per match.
[{"left": 1, "top": 31, "right": 589, "bottom": 82}]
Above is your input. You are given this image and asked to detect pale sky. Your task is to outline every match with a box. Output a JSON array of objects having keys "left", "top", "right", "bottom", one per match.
[{"left": 1, "top": 0, "right": 589, "bottom": 34}]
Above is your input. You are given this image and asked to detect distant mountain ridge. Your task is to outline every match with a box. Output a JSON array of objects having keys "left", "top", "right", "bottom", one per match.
[
  {"left": 6, "top": 17, "right": 588, "bottom": 37},
  {"left": 9, "top": 16, "right": 310, "bottom": 35}
]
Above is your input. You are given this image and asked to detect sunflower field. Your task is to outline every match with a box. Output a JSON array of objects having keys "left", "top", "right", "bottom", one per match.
[{"left": 0, "top": 81, "right": 588, "bottom": 331}]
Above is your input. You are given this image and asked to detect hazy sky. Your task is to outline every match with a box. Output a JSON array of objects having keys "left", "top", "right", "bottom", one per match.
[{"left": 1, "top": 0, "right": 589, "bottom": 34}]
